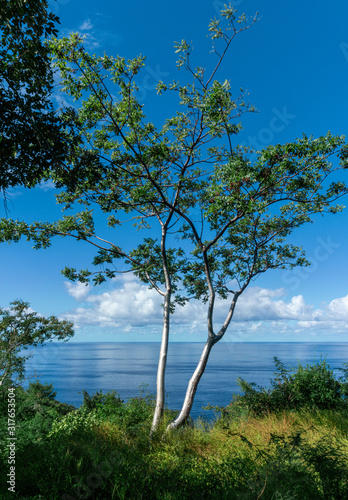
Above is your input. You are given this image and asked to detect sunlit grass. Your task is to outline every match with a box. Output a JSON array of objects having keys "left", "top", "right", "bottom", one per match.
[
  {"left": 1, "top": 358, "right": 348, "bottom": 499},
  {"left": 1, "top": 405, "right": 348, "bottom": 499}
]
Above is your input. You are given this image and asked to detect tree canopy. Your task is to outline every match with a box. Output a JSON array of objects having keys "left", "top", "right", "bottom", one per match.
[
  {"left": 0, "top": 0, "right": 68, "bottom": 193},
  {"left": 0, "top": 299, "right": 74, "bottom": 388},
  {"left": 0, "top": 4, "right": 347, "bottom": 430}
]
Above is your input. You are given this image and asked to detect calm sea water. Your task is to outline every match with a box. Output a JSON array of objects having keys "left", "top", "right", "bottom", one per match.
[{"left": 25, "top": 342, "right": 348, "bottom": 420}]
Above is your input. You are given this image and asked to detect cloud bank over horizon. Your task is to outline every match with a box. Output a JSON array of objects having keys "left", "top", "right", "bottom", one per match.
[{"left": 62, "top": 275, "right": 348, "bottom": 341}]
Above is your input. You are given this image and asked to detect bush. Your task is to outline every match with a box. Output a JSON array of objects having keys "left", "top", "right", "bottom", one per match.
[
  {"left": 48, "top": 407, "right": 101, "bottom": 438},
  {"left": 229, "top": 356, "right": 345, "bottom": 417},
  {"left": 19, "top": 380, "right": 75, "bottom": 418},
  {"left": 81, "top": 388, "right": 123, "bottom": 414},
  {"left": 288, "top": 359, "right": 341, "bottom": 410},
  {"left": 0, "top": 380, "right": 75, "bottom": 449},
  {"left": 338, "top": 362, "right": 348, "bottom": 397},
  {"left": 81, "top": 385, "right": 154, "bottom": 426}
]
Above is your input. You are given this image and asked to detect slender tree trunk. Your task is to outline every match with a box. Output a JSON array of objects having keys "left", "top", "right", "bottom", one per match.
[
  {"left": 151, "top": 291, "right": 171, "bottom": 433},
  {"left": 166, "top": 337, "right": 215, "bottom": 430},
  {"left": 151, "top": 215, "right": 174, "bottom": 434},
  {"left": 166, "top": 293, "right": 241, "bottom": 431}
]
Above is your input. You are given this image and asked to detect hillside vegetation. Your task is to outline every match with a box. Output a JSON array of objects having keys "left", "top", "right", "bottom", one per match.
[{"left": 1, "top": 357, "right": 348, "bottom": 499}]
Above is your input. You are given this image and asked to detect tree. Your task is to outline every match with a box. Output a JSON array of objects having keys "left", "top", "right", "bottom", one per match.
[
  {"left": 0, "top": 0, "right": 68, "bottom": 196},
  {"left": 0, "top": 299, "right": 74, "bottom": 387},
  {"left": 0, "top": 5, "right": 347, "bottom": 431}
]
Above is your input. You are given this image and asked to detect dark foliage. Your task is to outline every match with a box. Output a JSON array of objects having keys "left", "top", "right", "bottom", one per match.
[{"left": 0, "top": 0, "right": 72, "bottom": 192}]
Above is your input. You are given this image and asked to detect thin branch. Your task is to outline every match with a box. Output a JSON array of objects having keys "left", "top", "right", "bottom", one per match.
[{"left": 205, "top": 14, "right": 259, "bottom": 88}]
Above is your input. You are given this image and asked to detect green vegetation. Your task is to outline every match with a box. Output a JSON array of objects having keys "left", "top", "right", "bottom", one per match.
[
  {"left": 0, "top": 299, "right": 74, "bottom": 387},
  {"left": 0, "top": 0, "right": 68, "bottom": 191},
  {"left": 1, "top": 358, "right": 348, "bottom": 499},
  {"left": 1, "top": 2, "right": 348, "bottom": 432},
  {"left": 229, "top": 355, "right": 348, "bottom": 416}
]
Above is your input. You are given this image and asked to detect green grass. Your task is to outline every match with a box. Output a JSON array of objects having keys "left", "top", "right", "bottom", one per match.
[
  {"left": 1, "top": 399, "right": 348, "bottom": 499},
  {"left": 1, "top": 358, "right": 348, "bottom": 499}
]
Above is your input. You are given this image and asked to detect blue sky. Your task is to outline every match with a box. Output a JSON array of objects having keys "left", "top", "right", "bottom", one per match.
[{"left": 1, "top": 0, "right": 348, "bottom": 342}]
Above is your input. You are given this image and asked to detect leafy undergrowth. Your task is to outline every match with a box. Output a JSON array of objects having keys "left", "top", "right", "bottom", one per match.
[{"left": 0, "top": 358, "right": 348, "bottom": 499}]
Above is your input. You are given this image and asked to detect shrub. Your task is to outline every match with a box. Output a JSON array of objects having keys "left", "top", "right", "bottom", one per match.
[
  {"left": 229, "top": 356, "right": 345, "bottom": 417},
  {"left": 81, "top": 388, "right": 123, "bottom": 414},
  {"left": 48, "top": 407, "right": 101, "bottom": 438},
  {"left": 77, "top": 386, "right": 156, "bottom": 441},
  {"left": 18, "top": 380, "right": 75, "bottom": 418},
  {"left": 338, "top": 362, "right": 348, "bottom": 398},
  {"left": 289, "top": 359, "right": 341, "bottom": 410}
]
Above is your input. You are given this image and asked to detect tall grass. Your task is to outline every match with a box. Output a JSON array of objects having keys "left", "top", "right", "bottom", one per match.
[{"left": 0, "top": 358, "right": 347, "bottom": 499}]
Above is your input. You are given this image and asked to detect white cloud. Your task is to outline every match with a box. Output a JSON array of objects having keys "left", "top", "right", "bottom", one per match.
[
  {"left": 328, "top": 295, "right": 348, "bottom": 319},
  {"left": 77, "top": 19, "right": 101, "bottom": 50},
  {"left": 65, "top": 281, "right": 90, "bottom": 301},
  {"left": 63, "top": 275, "right": 162, "bottom": 329},
  {"left": 79, "top": 19, "right": 93, "bottom": 31},
  {"left": 229, "top": 287, "right": 315, "bottom": 322},
  {"left": 61, "top": 275, "right": 348, "bottom": 339},
  {"left": 38, "top": 180, "right": 56, "bottom": 191},
  {"left": 81, "top": 33, "right": 100, "bottom": 50}
]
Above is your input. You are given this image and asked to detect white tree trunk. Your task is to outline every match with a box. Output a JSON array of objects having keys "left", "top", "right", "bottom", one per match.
[
  {"left": 166, "top": 338, "right": 214, "bottom": 430},
  {"left": 166, "top": 292, "right": 241, "bottom": 431},
  {"left": 151, "top": 291, "right": 171, "bottom": 433}
]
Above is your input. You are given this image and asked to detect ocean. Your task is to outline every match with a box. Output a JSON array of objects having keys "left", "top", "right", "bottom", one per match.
[{"left": 24, "top": 342, "right": 348, "bottom": 420}]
